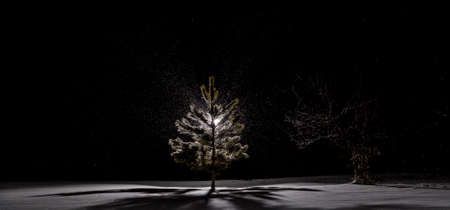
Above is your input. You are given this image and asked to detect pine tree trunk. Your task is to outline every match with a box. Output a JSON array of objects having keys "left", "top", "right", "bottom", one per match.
[
  {"left": 211, "top": 171, "right": 216, "bottom": 191},
  {"left": 210, "top": 117, "right": 216, "bottom": 192}
]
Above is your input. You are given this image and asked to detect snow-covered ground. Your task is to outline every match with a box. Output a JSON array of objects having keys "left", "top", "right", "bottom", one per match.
[{"left": 1, "top": 177, "right": 450, "bottom": 209}]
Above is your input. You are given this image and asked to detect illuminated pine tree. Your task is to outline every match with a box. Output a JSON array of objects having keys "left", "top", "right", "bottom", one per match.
[{"left": 169, "top": 76, "right": 248, "bottom": 192}]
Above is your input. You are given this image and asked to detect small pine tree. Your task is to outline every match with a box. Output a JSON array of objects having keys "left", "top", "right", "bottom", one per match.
[{"left": 169, "top": 76, "right": 248, "bottom": 192}]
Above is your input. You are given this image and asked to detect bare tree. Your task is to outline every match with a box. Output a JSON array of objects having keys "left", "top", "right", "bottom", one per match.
[
  {"left": 285, "top": 75, "right": 385, "bottom": 184},
  {"left": 285, "top": 76, "right": 340, "bottom": 149}
]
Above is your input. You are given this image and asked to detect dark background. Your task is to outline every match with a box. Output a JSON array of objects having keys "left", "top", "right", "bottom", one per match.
[{"left": 3, "top": 5, "right": 449, "bottom": 181}]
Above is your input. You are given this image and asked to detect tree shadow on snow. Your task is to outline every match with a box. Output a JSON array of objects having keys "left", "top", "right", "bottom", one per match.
[
  {"left": 81, "top": 192, "right": 443, "bottom": 210},
  {"left": 32, "top": 187, "right": 198, "bottom": 197},
  {"left": 36, "top": 186, "right": 322, "bottom": 209},
  {"left": 35, "top": 186, "right": 444, "bottom": 209}
]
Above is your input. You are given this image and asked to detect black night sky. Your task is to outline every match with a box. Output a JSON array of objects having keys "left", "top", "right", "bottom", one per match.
[{"left": 4, "top": 5, "right": 449, "bottom": 181}]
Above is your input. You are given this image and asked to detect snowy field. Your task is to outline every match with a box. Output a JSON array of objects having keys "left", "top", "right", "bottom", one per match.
[{"left": 1, "top": 176, "right": 450, "bottom": 210}]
